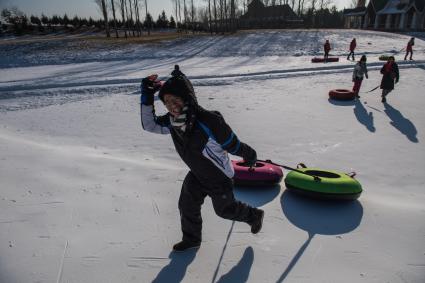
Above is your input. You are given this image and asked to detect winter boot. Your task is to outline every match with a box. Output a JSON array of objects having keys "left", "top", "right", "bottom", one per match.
[
  {"left": 381, "top": 95, "right": 386, "bottom": 103},
  {"left": 172, "top": 241, "right": 201, "bottom": 252},
  {"left": 250, "top": 209, "right": 264, "bottom": 234}
]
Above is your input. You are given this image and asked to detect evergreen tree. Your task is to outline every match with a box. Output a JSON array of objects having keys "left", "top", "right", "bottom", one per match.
[
  {"left": 169, "top": 15, "right": 176, "bottom": 28},
  {"left": 144, "top": 13, "right": 153, "bottom": 29},
  {"left": 41, "top": 14, "right": 49, "bottom": 26},
  {"left": 63, "top": 14, "right": 70, "bottom": 27},
  {"left": 30, "top": 15, "right": 41, "bottom": 26}
]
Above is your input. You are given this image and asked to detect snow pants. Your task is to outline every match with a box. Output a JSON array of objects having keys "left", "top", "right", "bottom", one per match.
[
  {"left": 382, "top": 89, "right": 392, "bottom": 97},
  {"left": 178, "top": 171, "right": 256, "bottom": 243},
  {"left": 324, "top": 51, "right": 329, "bottom": 60},
  {"left": 404, "top": 49, "right": 413, "bottom": 60},
  {"left": 352, "top": 79, "right": 363, "bottom": 95},
  {"left": 347, "top": 51, "right": 355, "bottom": 60}
]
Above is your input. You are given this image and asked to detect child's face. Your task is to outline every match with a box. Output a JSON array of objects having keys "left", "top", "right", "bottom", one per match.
[{"left": 163, "top": 94, "right": 185, "bottom": 117}]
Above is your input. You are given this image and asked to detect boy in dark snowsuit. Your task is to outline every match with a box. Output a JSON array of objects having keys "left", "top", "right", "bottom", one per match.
[
  {"left": 404, "top": 37, "right": 414, "bottom": 60},
  {"left": 324, "top": 40, "right": 331, "bottom": 60},
  {"left": 347, "top": 38, "right": 356, "bottom": 61},
  {"left": 352, "top": 55, "right": 368, "bottom": 98},
  {"left": 140, "top": 66, "right": 264, "bottom": 252},
  {"left": 380, "top": 56, "right": 399, "bottom": 103}
]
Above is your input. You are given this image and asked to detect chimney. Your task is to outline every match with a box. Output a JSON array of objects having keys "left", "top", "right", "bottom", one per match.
[{"left": 357, "top": 0, "right": 366, "bottom": 7}]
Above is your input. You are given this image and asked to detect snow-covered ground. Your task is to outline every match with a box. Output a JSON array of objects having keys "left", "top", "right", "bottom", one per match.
[{"left": 1, "top": 29, "right": 424, "bottom": 283}]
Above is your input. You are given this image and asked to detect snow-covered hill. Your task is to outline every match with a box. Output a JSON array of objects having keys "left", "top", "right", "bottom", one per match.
[{"left": 1, "top": 30, "right": 424, "bottom": 283}]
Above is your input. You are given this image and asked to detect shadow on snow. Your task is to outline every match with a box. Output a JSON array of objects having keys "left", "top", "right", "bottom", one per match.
[
  {"left": 383, "top": 102, "right": 418, "bottom": 143},
  {"left": 151, "top": 250, "right": 197, "bottom": 283},
  {"left": 276, "top": 190, "right": 363, "bottom": 282},
  {"left": 234, "top": 184, "right": 281, "bottom": 207},
  {"left": 353, "top": 99, "right": 376, "bottom": 132}
]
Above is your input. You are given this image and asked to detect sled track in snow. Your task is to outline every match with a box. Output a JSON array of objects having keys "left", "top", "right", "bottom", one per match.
[
  {"left": 1, "top": 60, "right": 424, "bottom": 111},
  {"left": 1, "top": 60, "right": 424, "bottom": 94}
]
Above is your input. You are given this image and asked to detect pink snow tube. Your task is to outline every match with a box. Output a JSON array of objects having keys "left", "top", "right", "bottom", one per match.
[{"left": 232, "top": 160, "right": 283, "bottom": 187}]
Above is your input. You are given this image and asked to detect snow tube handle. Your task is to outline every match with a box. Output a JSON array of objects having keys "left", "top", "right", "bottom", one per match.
[
  {"left": 347, "top": 171, "right": 357, "bottom": 178},
  {"left": 259, "top": 159, "right": 321, "bottom": 182},
  {"left": 297, "top": 163, "right": 307, "bottom": 169}
]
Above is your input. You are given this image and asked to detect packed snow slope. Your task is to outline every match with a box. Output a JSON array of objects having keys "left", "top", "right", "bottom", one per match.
[{"left": 1, "top": 30, "right": 425, "bottom": 283}]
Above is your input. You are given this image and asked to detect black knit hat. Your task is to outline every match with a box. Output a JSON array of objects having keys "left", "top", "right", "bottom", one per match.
[{"left": 158, "top": 66, "right": 196, "bottom": 104}]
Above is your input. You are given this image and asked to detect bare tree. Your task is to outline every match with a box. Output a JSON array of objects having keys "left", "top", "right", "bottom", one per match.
[
  {"left": 191, "top": 0, "right": 194, "bottom": 31},
  {"left": 110, "top": 0, "right": 119, "bottom": 37},
  {"left": 178, "top": 0, "right": 182, "bottom": 25},
  {"left": 230, "top": 0, "right": 235, "bottom": 32},
  {"left": 301, "top": 0, "right": 306, "bottom": 15},
  {"left": 134, "top": 0, "right": 142, "bottom": 36},
  {"left": 225, "top": 0, "right": 229, "bottom": 32},
  {"left": 119, "top": 0, "right": 128, "bottom": 37},
  {"left": 172, "top": 0, "right": 179, "bottom": 28},
  {"left": 220, "top": 0, "right": 224, "bottom": 33},
  {"left": 95, "top": 0, "right": 110, "bottom": 37},
  {"left": 124, "top": 0, "right": 131, "bottom": 36},
  {"left": 127, "top": 0, "right": 135, "bottom": 36},
  {"left": 208, "top": 0, "right": 213, "bottom": 34},
  {"left": 144, "top": 0, "right": 150, "bottom": 35},
  {"left": 310, "top": 0, "right": 318, "bottom": 26},
  {"left": 213, "top": 0, "right": 218, "bottom": 33}
]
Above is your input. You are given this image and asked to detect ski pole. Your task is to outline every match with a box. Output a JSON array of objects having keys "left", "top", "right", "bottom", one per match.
[
  {"left": 364, "top": 85, "right": 380, "bottom": 93},
  {"left": 257, "top": 159, "right": 321, "bottom": 182},
  {"left": 397, "top": 47, "right": 405, "bottom": 53}
]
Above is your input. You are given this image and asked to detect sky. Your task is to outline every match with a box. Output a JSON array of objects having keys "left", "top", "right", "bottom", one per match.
[{"left": 0, "top": 0, "right": 354, "bottom": 20}]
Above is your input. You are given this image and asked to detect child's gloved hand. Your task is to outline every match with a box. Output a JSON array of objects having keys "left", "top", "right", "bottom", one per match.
[
  {"left": 141, "top": 74, "right": 162, "bottom": 105},
  {"left": 244, "top": 150, "right": 257, "bottom": 168}
]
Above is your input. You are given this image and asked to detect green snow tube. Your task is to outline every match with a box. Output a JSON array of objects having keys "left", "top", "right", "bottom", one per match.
[
  {"left": 284, "top": 166, "right": 362, "bottom": 200},
  {"left": 379, "top": 55, "right": 390, "bottom": 61}
]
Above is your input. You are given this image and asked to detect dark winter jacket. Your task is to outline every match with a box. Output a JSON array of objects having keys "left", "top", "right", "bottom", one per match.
[
  {"left": 350, "top": 39, "right": 356, "bottom": 52},
  {"left": 406, "top": 39, "right": 414, "bottom": 52},
  {"left": 380, "top": 61, "right": 399, "bottom": 90},
  {"left": 140, "top": 93, "right": 256, "bottom": 189},
  {"left": 324, "top": 42, "right": 331, "bottom": 53}
]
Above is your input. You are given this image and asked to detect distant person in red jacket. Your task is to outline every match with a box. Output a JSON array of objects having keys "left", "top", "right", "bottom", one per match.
[
  {"left": 324, "top": 40, "right": 331, "bottom": 60},
  {"left": 404, "top": 37, "right": 415, "bottom": 60},
  {"left": 347, "top": 38, "right": 356, "bottom": 61}
]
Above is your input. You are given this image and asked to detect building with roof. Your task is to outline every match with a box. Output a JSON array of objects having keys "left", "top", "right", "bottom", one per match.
[
  {"left": 344, "top": 0, "right": 425, "bottom": 30},
  {"left": 239, "top": 0, "right": 303, "bottom": 29}
]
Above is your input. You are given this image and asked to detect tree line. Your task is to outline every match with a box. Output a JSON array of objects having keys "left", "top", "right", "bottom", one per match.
[
  {"left": 0, "top": 6, "right": 177, "bottom": 36},
  {"left": 1, "top": 0, "right": 344, "bottom": 37}
]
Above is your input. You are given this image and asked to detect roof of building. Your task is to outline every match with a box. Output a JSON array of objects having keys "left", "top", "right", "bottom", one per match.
[
  {"left": 414, "top": 0, "right": 425, "bottom": 11},
  {"left": 369, "top": 0, "right": 390, "bottom": 11},
  {"left": 377, "top": 0, "right": 425, "bottom": 14},
  {"left": 343, "top": 6, "right": 367, "bottom": 16},
  {"left": 242, "top": 0, "right": 300, "bottom": 20},
  {"left": 378, "top": 0, "right": 407, "bottom": 14}
]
